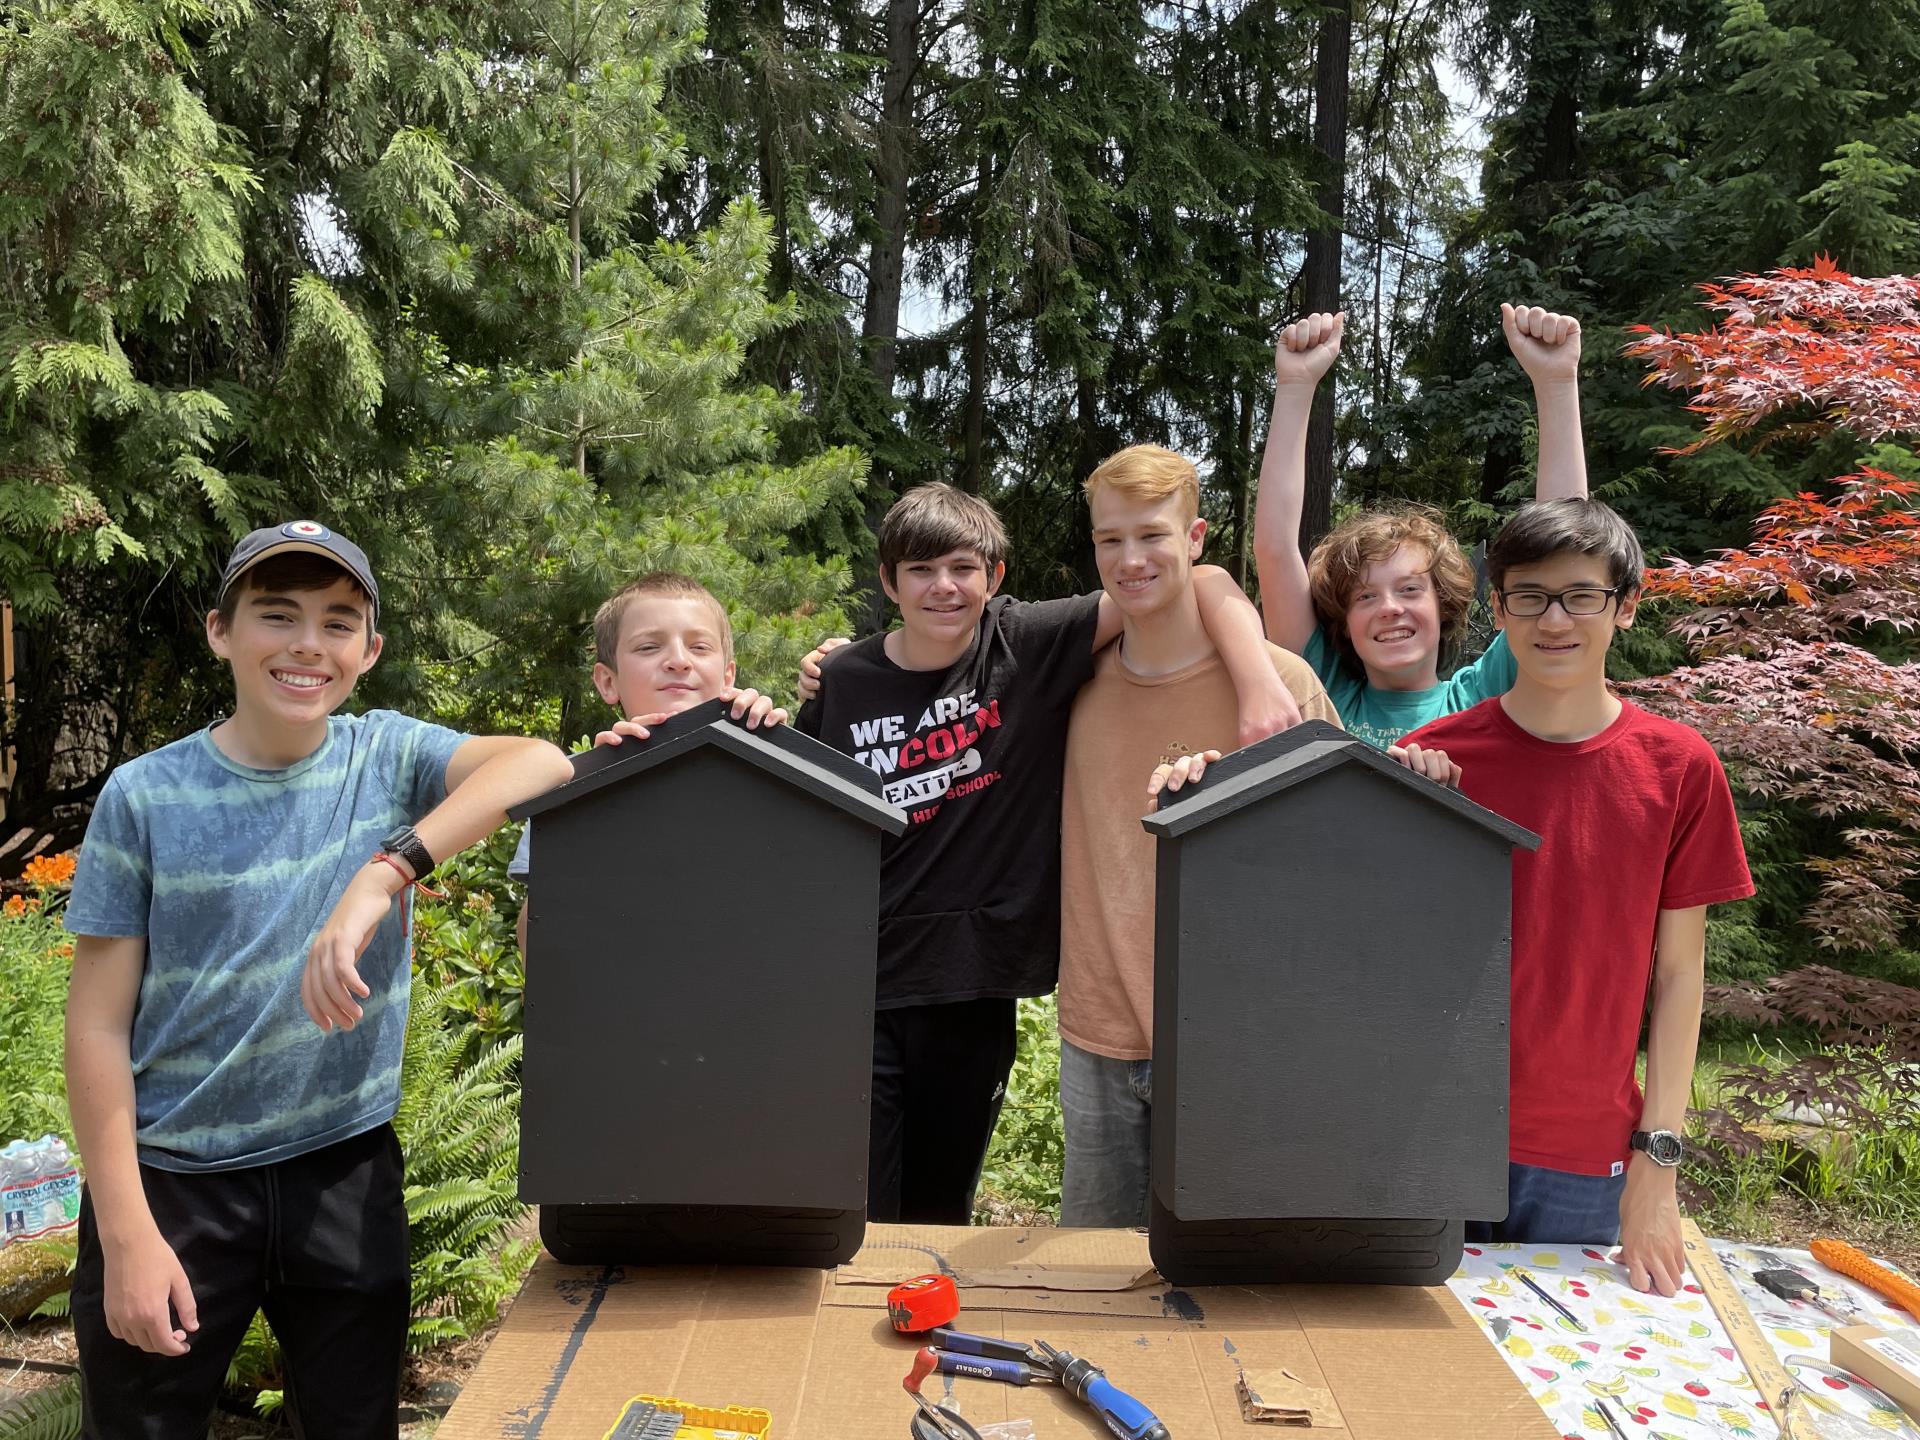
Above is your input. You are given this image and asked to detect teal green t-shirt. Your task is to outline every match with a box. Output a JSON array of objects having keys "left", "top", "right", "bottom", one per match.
[{"left": 1300, "top": 626, "right": 1517, "bottom": 751}]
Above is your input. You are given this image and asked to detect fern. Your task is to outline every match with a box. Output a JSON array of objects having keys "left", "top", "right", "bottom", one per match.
[
  {"left": 225, "top": 1311, "right": 281, "bottom": 1392},
  {"left": 0, "top": 939, "right": 533, "bottom": 1414},
  {"left": 29, "top": 1290, "right": 69, "bottom": 1321},
  {"left": 65, "top": 976, "right": 541, "bottom": 1404},
  {"left": 394, "top": 979, "right": 533, "bottom": 1351},
  {"left": 0, "top": 1374, "right": 81, "bottom": 1440}
]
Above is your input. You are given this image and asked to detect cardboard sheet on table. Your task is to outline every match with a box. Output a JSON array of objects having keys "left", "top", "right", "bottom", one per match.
[{"left": 436, "top": 1223, "right": 1559, "bottom": 1440}]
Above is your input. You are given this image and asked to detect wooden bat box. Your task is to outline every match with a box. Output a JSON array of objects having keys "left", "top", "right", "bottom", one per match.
[
  {"left": 509, "top": 699, "right": 906, "bottom": 1267},
  {"left": 1141, "top": 721, "right": 1539, "bottom": 1285}
]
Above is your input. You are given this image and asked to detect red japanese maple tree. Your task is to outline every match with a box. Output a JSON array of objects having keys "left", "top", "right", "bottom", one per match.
[
  {"left": 1624, "top": 259, "right": 1920, "bottom": 955},
  {"left": 1627, "top": 258, "right": 1920, "bottom": 451},
  {"left": 1624, "top": 262, "right": 1920, "bottom": 1165}
]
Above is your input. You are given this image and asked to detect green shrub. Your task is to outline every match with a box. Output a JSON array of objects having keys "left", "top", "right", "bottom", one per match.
[
  {"left": 3, "top": 929, "right": 534, "bottom": 1419},
  {"left": 1686, "top": 979, "right": 1920, "bottom": 1238},
  {"left": 0, "top": 1373, "right": 80, "bottom": 1440},
  {"left": 413, "top": 824, "right": 527, "bottom": 1057},
  {"left": 977, "top": 996, "right": 1064, "bottom": 1220},
  {"left": 395, "top": 977, "right": 537, "bottom": 1351},
  {"left": 230, "top": 975, "right": 537, "bottom": 1411},
  {"left": 0, "top": 902, "right": 72, "bottom": 1144}
]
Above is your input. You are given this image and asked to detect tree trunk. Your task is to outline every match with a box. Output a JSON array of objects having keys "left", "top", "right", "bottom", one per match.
[
  {"left": 1235, "top": 382, "right": 1257, "bottom": 587},
  {"left": 1067, "top": 374, "right": 1104, "bottom": 592},
  {"left": 755, "top": 0, "right": 794, "bottom": 391},
  {"left": 569, "top": 0, "right": 587, "bottom": 479},
  {"left": 862, "top": 0, "right": 916, "bottom": 396},
  {"left": 1300, "top": 0, "right": 1350, "bottom": 557},
  {"left": 851, "top": 0, "right": 917, "bottom": 632},
  {"left": 961, "top": 142, "right": 994, "bottom": 491},
  {"left": 1243, "top": 192, "right": 1271, "bottom": 589},
  {"left": 1479, "top": 33, "right": 1580, "bottom": 505}
]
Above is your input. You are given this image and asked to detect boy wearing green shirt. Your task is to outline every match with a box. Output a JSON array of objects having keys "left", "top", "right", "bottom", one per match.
[{"left": 1253, "top": 304, "right": 1589, "bottom": 747}]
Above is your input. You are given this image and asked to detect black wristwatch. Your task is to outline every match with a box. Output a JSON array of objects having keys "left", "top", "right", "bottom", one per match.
[
  {"left": 376, "top": 823, "right": 436, "bottom": 882},
  {"left": 1630, "top": 1129, "right": 1685, "bottom": 1167}
]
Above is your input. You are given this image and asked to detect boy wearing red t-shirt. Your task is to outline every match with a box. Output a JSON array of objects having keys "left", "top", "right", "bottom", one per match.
[{"left": 1402, "top": 499, "right": 1752, "bottom": 1295}]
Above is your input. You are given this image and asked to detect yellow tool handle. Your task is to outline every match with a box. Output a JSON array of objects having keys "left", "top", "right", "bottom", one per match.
[{"left": 1810, "top": 1238, "right": 1920, "bottom": 1324}]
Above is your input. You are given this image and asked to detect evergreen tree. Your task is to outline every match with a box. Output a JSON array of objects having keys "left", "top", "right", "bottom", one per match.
[
  {"left": 1402, "top": 0, "right": 1920, "bottom": 561},
  {"left": 0, "top": 0, "right": 866, "bottom": 856},
  {"left": 356, "top": 0, "right": 868, "bottom": 738}
]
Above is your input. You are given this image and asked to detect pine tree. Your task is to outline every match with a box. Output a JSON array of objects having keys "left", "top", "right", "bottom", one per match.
[
  {"left": 0, "top": 0, "right": 868, "bottom": 855},
  {"left": 358, "top": 0, "right": 868, "bottom": 736},
  {"left": 1400, "top": 0, "right": 1920, "bottom": 562}
]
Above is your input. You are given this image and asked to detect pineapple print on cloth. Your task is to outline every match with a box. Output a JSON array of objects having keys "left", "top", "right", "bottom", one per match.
[{"left": 1447, "top": 1241, "right": 1920, "bottom": 1438}]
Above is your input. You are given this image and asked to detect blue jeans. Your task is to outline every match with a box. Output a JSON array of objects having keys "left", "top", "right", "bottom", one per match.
[
  {"left": 1059, "top": 1040, "right": 1153, "bottom": 1228},
  {"left": 1466, "top": 1162, "right": 1626, "bottom": 1245}
]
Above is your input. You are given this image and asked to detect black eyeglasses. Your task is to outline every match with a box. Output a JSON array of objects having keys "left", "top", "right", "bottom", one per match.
[{"left": 1497, "top": 585, "right": 1624, "bottom": 617}]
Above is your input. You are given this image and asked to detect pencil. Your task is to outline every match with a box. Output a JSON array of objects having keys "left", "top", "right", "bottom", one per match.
[{"left": 1515, "top": 1269, "right": 1588, "bottom": 1332}]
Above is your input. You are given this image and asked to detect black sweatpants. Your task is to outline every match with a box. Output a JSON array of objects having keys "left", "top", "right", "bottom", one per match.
[
  {"left": 71, "top": 1123, "right": 409, "bottom": 1440},
  {"left": 868, "top": 997, "right": 1018, "bottom": 1224}
]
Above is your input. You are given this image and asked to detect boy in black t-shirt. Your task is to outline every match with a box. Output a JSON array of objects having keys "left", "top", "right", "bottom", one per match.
[{"left": 794, "top": 483, "right": 1289, "bottom": 1223}]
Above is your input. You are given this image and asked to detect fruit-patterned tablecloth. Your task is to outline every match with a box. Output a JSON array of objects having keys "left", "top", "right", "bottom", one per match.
[{"left": 1448, "top": 1240, "right": 1920, "bottom": 1437}]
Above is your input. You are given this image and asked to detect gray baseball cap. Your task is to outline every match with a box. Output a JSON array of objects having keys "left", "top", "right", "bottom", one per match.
[{"left": 218, "top": 521, "right": 380, "bottom": 621}]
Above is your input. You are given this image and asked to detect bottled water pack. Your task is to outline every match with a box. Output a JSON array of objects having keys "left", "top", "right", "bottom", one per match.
[{"left": 0, "top": 1135, "right": 81, "bottom": 1247}]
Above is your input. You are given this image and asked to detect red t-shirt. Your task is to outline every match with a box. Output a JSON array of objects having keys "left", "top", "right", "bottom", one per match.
[{"left": 1402, "top": 698, "right": 1754, "bottom": 1175}]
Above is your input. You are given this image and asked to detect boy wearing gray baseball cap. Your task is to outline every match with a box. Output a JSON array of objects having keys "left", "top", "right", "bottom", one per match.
[{"left": 62, "top": 521, "right": 570, "bottom": 1438}]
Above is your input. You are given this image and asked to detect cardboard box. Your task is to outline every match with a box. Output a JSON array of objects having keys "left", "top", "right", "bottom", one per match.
[
  {"left": 437, "top": 1224, "right": 1558, "bottom": 1439},
  {"left": 1833, "top": 1325, "right": 1920, "bottom": 1419}
]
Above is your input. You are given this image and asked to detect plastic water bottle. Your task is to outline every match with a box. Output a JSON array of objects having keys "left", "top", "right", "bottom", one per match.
[
  {"left": 0, "top": 1137, "right": 78, "bottom": 1245},
  {"left": 0, "top": 1140, "right": 32, "bottom": 1247},
  {"left": 35, "top": 1135, "right": 80, "bottom": 1236}
]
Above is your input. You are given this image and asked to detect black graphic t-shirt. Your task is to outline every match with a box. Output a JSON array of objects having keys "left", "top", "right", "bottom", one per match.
[{"left": 795, "top": 593, "right": 1103, "bottom": 1009}]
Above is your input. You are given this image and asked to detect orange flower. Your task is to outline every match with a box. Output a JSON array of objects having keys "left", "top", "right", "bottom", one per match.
[
  {"left": 22, "top": 852, "right": 76, "bottom": 888},
  {"left": 3, "top": 895, "right": 26, "bottom": 918}
]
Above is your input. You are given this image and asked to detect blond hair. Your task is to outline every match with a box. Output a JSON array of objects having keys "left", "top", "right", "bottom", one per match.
[
  {"left": 593, "top": 572, "right": 732, "bottom": 668},
  {"left": 1307, "top": 505, "right": 1475, "bottom": 674},
  {"left": 1082, "top": 444, "right": 1200, "bottom": 523}
]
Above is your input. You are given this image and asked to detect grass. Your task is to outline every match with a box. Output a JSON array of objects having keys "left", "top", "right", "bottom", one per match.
[{"left": 1684, "top": 1037, "right": 1920, "bottom": 1264}]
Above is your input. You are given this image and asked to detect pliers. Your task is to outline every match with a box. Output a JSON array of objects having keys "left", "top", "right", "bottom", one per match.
[
  {"left": 924, "top": 1328, "right": 1054, "bottom": 1386},
  {"left": 903, "top": 1345, "right": 986, "bottom": 1440}
]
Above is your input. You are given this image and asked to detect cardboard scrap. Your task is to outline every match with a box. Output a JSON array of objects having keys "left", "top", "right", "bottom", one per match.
[
  {"left": 1832, "top": 1325, "right": 1920, "bottom": 1419},
  {"left": 436, "top": 1222, "right": 1560, "bottom": 1440},
  {"left": 1236, "top": 1367, "right": 1343, "bottom": 1428},
  {"left": 835, "top": 1225, "right": 1160, "bottom": 1293}
]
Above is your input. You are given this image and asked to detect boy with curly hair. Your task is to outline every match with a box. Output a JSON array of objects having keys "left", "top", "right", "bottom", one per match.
[{"left": 1254, "top": 305, "right": 1588, "bottom": 747}]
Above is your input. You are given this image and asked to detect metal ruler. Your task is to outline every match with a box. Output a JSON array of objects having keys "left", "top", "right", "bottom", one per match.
[{"left": 1681, "top": 1218, "right": 1797, "bottom": 1435}]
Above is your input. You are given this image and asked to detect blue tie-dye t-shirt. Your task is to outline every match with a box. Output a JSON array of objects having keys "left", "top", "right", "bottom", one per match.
[{"left": 64, "top": 710, "right": 467, "bottom": 1173}]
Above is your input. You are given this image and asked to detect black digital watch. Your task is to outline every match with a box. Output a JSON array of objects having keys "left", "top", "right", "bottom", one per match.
[
  {"left": 376, "top": 823, "right": 436, "bottom": 882},
  {"left": 1629, "top": 1129, "right": 1685, "bottom": 1167}
]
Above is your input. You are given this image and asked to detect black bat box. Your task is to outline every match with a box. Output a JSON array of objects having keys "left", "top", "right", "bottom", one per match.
[
  {"left": 509, "top": 700, "right": 906, "bottom": 1267},
  {"left": 1140, "top": 721, "right": 1538, "bottom": 1285}
]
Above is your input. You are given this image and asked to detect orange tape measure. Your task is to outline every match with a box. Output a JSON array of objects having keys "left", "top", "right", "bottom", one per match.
[{"left": 887, "top": 1273, "right": 960, "bottom": 1333}]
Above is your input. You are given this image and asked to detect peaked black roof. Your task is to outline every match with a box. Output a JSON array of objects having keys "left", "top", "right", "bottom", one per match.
[
  {"left": 1140, "top": 719, "right": 1540, "bottom": 850},
  {"left": 509, "top": 698, "right": 908, "bottom": 834}
]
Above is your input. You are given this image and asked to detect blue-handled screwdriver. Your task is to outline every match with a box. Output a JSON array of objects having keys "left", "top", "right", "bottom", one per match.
[{"left": 1033, "top": 1339, "right": 1171, "bottom": 1440}]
